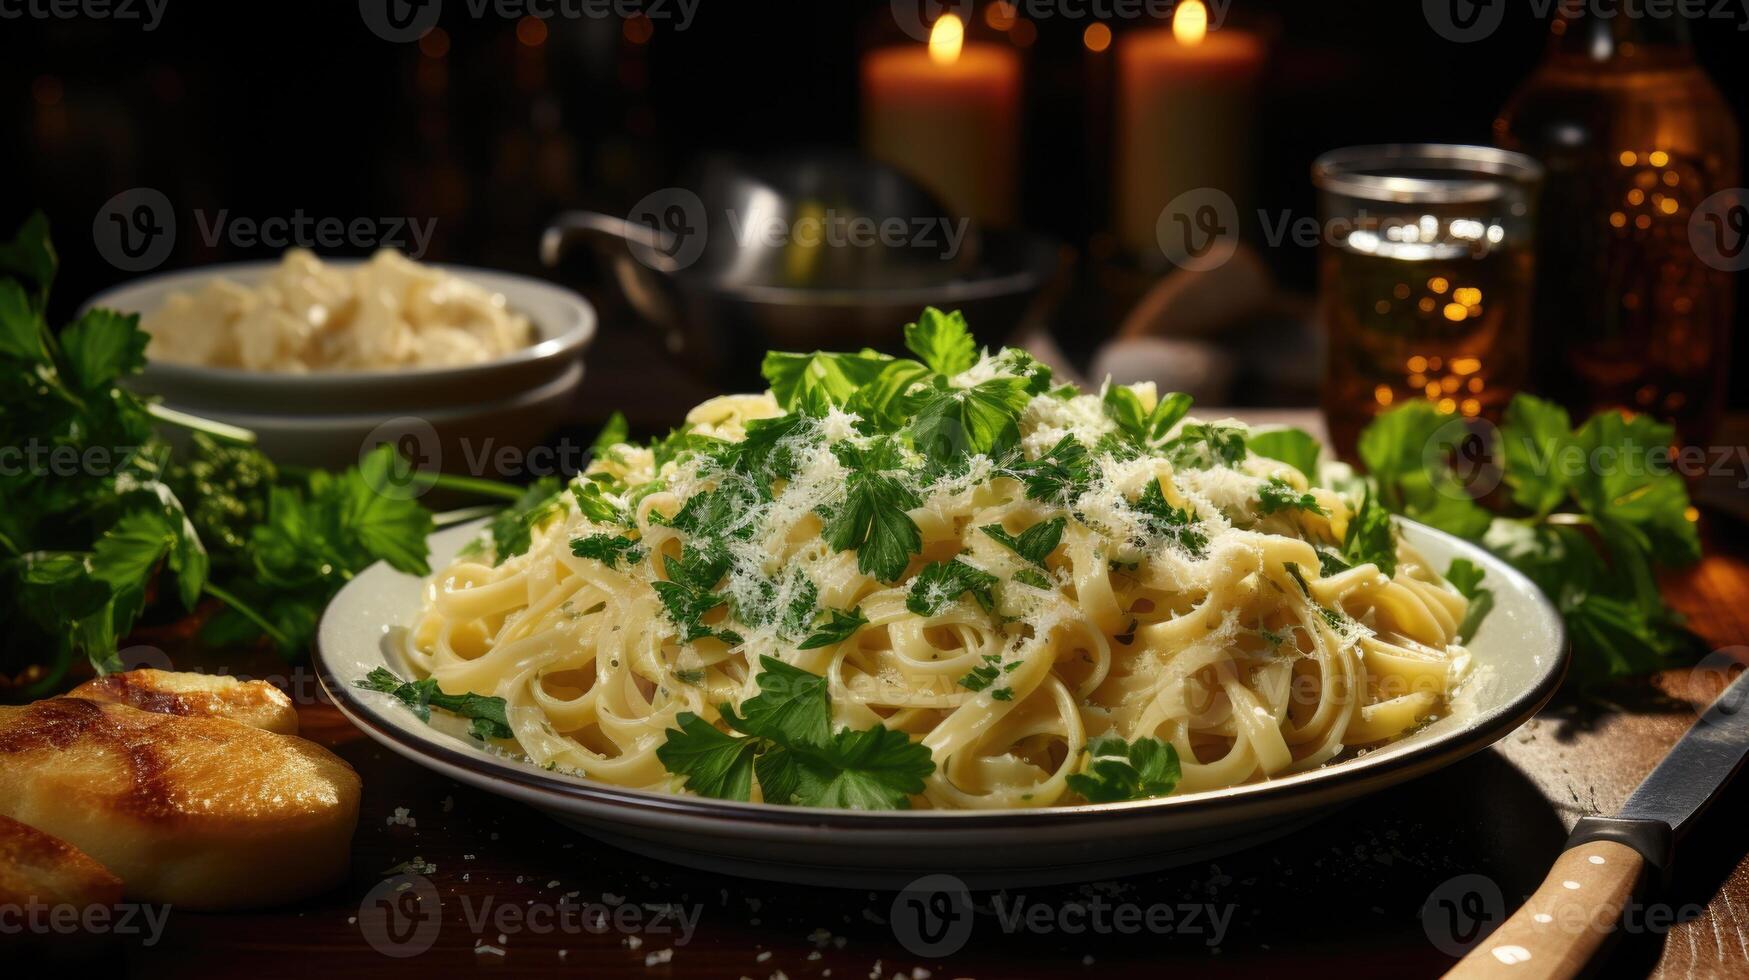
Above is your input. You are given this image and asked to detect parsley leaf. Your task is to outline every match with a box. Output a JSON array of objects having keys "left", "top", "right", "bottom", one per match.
[
  {"left": 655, "top": 712, "right": 760, "bottom": 801},
  {"left": 571, "top": 479, "right": 628, "bottom": 525},
  {"left": 958, "top": 653, "right": 1004, "bottom": 692},
  {"left": 754, "top": 725, "right": 934, "bottom": 809},
  {"left": 714, "top": 413, "right": 818, "bottom": 484},
  {"left": 1066, "top": 736, "right": 1181, "bottom": 803},
  {"left": 1102, "top": 384, "right": 1191, "bottom": 447},
  {"left": 1334, "top": 488, "right": 1397, "bottom": 577},
  {"left": 1257, "top": 479, "right": 1326, "bottom": 517},
  {"left": 357, "top": 667, "right": 513, "bottom": 741},
  {"left": 658, "top": 656, "right": 935, "bottom": 809},
  {"left": 906, "top": 559, "right": 999, "bottom": 617},
  {"left": 570, "top": 533, "right": 644, "bottom": 568},
  {"left": 590, "top": 411, "right": 629, "bottom": 459},
  {"left": 1497, "top": 395, "right": 1570, "bottom": 518},
  {"left": 1248, "top": 427, "right": 1321, "bottom": 481},
  {"left": 762, "top": 349, "right": 892, "bottom": 414},
  {"left": 907, "top": 377, "right": 1032, "bottom": 461},
  {"left": 652, "top": 578, "right": 740, "bottom": 645},
  {"left": 981, "top": 517, "right": 1066, "bottom": 567},
  {"left": 844, "top": 359, "right": 934, "bottom": 433},
  {"left": 1445, "top": 558, "right": 1494, "bottom": 644},
  {"left": 1165, "top": 423, "right": 1247, "bottom": 470},
  {"left": 797, "top": 606, "right": 869, "bottom": 650},
  {"left": 484, "top": 476, "right": 564, "bottom": 565},
  {"left": 1133, "top": 479, "right": 1208, "bottom": 557},
  {"left": 903, "top": 307, "right": 978, "bottom": 376},
  {"left": 820, "top": 440, "right": 921, "bottom": 583},
  {"left": 1009, "top": 436, "right": 1095, "bottom": 505},
  {"left": 722, "top": 657, "right": 833, "bottom": 747}
]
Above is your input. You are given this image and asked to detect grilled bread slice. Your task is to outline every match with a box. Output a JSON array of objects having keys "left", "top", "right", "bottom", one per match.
[
  {"left": 0, "top": 813, "right": 123, "bottom": 910},
  {"left": 68, "top": 669, "right": 299, "bottom": 735},
  {"left": 0, "top": 698, "right": 360, "bottom": 909}
]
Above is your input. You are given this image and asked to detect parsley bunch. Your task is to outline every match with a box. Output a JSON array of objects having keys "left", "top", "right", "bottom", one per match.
[
  {"left": 0, "top": 215, "right": 478, "bottom": 695},
  {"left": 656, "top": 656, "right": 934, "bottom": 809},
  {"left": 1356, "top": 395, "right": 1702, "bottom": 685}
]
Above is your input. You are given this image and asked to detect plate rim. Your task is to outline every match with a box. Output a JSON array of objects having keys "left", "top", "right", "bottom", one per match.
[{"left": 314, "top": 516, "right": 1569, "bottom": 830}]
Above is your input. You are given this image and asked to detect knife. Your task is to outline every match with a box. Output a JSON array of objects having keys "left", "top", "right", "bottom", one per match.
[{"left": 1447, "top": 667, "right": 1749, "bottom": 979}]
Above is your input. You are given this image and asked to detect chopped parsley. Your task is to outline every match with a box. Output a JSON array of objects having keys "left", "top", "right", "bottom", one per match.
[
  {"left": 958, "top": 653, "right": 1004, "bottom": 692},
  {"left": 907, "top": 559, "right": 999, "bottom": 617},
  {"left": 797, "top": 606, "right": 870, "bottom": 650},
  {"left": 1008, "top": 435, "right": 1095, "bottom": 503},
  {"left": 1133, "top": 479, "right": 1208, "bottom": 557},
  {"left": 569, "top": 532, "right": 644, "bottom": 569},
  {"left": 980, "top": 517, "right": 1066, "bottom": 568},
  {"left": 1257, "top": 478, "right": 1326, "bottom": 517},
  {"left": 1165, "top": 422, "right": 1247, "bottom": 470},
  {"left": 820, "top": 439, "right": 922, "bottom": 583}
]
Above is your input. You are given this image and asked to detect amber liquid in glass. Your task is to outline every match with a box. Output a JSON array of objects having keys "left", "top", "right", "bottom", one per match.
[
  {"left": 1497, "top": 13, "right": 1740, "bottom": 442},
  {"left": 1322, "top": 224, "right": 1536, "bottom": 458}
]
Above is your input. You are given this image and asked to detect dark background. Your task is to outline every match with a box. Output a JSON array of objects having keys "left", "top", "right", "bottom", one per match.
[{"left": 3, "top": 0, "right": 1746, "bottom": 413}]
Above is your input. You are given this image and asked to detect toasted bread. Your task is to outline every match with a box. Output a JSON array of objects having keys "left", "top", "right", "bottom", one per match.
[
  {"left": 0, "top": 698, "right": 360, "bottom": 909},
  {"left": 68, "top": 669, "right": 299, "bottom": 735},
  {"left": 0, "top": 814, "right": 123, "bottom": 910}
]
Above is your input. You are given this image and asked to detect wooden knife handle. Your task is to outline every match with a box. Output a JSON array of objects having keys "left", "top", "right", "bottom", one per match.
[{"left": 1444, "top": 839, "right": 1645, "bottom": 980}]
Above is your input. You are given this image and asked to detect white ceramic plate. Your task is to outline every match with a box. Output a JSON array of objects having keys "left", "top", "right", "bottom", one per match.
[{"left": 315, "top": 519, "right": 1567, "bottom": 888}]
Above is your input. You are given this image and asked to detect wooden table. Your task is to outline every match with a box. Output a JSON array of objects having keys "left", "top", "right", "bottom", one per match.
[{"left": 57, "top": 418, "right": 1749, "bottom": 980}]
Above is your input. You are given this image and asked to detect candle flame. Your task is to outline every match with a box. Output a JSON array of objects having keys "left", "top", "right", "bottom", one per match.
[
  {"left": 929, "top": 13, "right": 965, "bottom": 65},
  {"left": 1173, "top": 0, "right": 1208, "bottom": 45}
]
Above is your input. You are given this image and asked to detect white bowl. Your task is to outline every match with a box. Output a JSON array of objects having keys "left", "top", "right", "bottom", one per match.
[
  {"left": 316, "top": 518, "right": 1568, "bottom": 888},
  {"left": 164, "top": 359, "right": 584, "bottom": 473},
  {"left": 85, "top": 260, "right": 596, "bottom": 415}
]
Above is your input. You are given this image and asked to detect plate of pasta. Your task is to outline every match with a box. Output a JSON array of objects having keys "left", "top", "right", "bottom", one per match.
[{"left": 316, "top": 309, "right": 1566, "bottom": 886}]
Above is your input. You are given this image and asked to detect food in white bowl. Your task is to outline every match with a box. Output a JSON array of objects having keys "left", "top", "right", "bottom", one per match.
[{"left": 143, "top": 248, "right": 534, "bottom": 372}]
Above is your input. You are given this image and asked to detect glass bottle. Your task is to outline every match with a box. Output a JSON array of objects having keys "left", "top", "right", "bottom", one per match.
[{"left": 1496, "top": 4, "right": 1740, "bottom": 443}]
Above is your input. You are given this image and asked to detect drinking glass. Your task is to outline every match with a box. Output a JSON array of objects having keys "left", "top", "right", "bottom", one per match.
[{"left": 1313, "top": 145, "right": 1543, "bottom": 458}]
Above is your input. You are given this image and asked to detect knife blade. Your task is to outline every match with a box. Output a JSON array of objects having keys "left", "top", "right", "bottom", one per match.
[
  {"left": 1616, "top": 668, "right": 1749, "bottom": 839},
  {"left": 1446, "top": 667, "right": 1749, "bottom": 980}
]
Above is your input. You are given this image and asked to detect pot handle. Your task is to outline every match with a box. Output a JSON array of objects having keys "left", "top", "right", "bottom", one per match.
[{"left": 541, "top": 210, "right": 685, "bottom": 332}]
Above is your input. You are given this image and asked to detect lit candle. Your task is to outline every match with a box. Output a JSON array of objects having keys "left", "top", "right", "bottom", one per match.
[
  {"left": 1114, "top": 1, "right": 1263, "bottom": 256},
  {"left": 862, "top": 14, "right": 1022, "bottom": 226}
]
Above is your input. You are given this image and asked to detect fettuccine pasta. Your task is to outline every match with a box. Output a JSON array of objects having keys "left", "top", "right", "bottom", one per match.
[{"left": 399, "top": 317, "right": 1474, "bottom": 810}]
